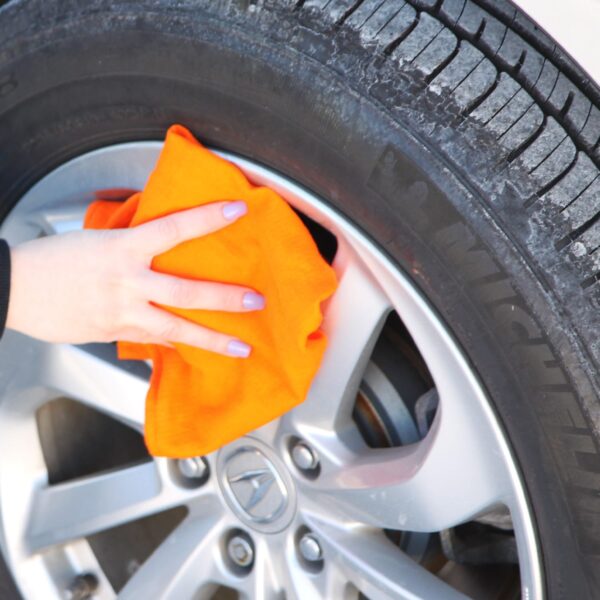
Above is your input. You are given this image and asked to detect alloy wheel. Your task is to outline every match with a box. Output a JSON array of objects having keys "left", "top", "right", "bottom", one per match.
[{"left": 0, "top": 142, "right": 542, "bottom": 599}]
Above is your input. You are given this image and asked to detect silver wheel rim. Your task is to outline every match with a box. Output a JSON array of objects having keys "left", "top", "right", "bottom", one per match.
[{"left": 0, "top": 142, "right": 543, "bottom": 599}]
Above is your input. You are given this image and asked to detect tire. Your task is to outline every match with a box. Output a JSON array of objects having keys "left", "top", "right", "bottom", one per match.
[{"left": 0, "top": 0, "right": 599, "bottom": 598}]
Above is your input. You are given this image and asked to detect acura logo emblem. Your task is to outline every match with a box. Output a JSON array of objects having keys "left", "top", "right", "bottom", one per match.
[
  {"left": 223, "top": 447, "right": 289, "bottom": 524},
  {"left": 229, "top": 468, "right": 277, "bottom": 513}
]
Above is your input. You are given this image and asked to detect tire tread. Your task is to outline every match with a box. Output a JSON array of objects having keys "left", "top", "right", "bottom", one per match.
[{"left": 295, "top": 0, "right": 600, "bottom": 288}]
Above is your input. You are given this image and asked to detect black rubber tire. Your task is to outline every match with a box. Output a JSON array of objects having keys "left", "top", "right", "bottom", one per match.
[{"left": 0, "top": 0, "right": 599, "bottom": 598}]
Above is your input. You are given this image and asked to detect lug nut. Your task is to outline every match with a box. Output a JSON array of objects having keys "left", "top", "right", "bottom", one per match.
[
  {"left": 299, "top": 533, "right": 323, "bottom": 562},
  {"left": 177, "top": 456, "right": 208, "bottom": 479},
  {"left": 291, "top": 441, "right": 319, "bottom": 471},
  {"left": 65, "top": 573, "right": 99, "bottom": 600},
  {"left": 227, "top": 536, "right": 254, "bottom": 568}
]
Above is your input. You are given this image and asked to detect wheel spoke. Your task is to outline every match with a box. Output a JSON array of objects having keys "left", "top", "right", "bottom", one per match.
[
  {"left": 288, "top": 246, "right": 391, "bottom": 432},
  {"left": 30, "top": 204, "right": 87, "bottom": 235},
  {"left": 25, "top": 460, "right": 214, "bottom": 551},
  {"left": 41, "top": 342, "right": 148, "bottom": 431},
  {"left": 307, "top": 517, "right": 468, "bottom": 600},
  {"left": 0, "top": 333, "right": 148, "bottom": 429},
  {"left": 119, "top": 512, "right": 227, "bottom": 600},
  {"left": 282, "top": 541, "right": 346, "bottom": 600},
  {"left": 283, "top": 565, "right": 330, "bottom": 600},
  {"left": 0, "top": 331, "right": 57, "bottom": 412},
  {"left": 239, "top": 538, "right": 280, "bottom": 600},
  {"left": 306, "top": 403, "right": 512, "bottom": 532}
]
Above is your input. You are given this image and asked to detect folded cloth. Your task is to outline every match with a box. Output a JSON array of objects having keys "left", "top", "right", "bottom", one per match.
[{"left": 84, "top": 125, "right": 338, "bottom": 458}]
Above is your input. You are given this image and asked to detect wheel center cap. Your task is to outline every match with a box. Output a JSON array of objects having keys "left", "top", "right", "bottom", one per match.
[{"left": 217, "top": 437, "right": 296, "bottom": 533}]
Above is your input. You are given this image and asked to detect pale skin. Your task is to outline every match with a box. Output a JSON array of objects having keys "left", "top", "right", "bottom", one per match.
[{"left": 5, "top": 200, "right": 262, "bottom": 358}]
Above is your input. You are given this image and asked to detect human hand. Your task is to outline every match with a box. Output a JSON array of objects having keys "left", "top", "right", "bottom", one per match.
[{"left": 6, "top": 200, "right": 263, "bottom": 357}]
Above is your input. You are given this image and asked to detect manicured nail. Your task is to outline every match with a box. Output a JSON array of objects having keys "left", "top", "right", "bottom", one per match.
[
  {"left": 242, "top": 292, "right": 266, "bottom": 310},
  {"left": 227, "top": 339, "right": 252, "bottom": 358},
  {"left": 222, "top": 201, "right": 247, "bottom": 221}
]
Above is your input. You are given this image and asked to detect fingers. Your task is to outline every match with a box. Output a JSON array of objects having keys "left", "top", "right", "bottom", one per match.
[
  {"left": 110, "top": 200, "right": 257, "bottom": 356},
  {"left": 127, "top": 200, "right": 247, "bottom": 258},
  {"left": 141, "top": 272, "right": 266, "bottom": 312},
  {"left": 139, "top": 338, "right": 176, "bottom": 349},
  {"left": 138, "top": 305, "right": 252, "bottom": 358}
]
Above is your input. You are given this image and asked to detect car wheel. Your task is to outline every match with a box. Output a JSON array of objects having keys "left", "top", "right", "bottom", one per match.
[{"left": 0, "top": 0, "right": 598, "bottom": 598}]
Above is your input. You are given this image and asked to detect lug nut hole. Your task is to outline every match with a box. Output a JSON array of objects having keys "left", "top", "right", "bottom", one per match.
[
  {"left": 223, "top": 529, "right": 255, "bottom": 575},
  {"left": 169, "top": 456, "right": 210, "bottom": 489},
  {"left": 289, "top": 437, "right": 321, "bottom": 479},
  {"left": 295, "top": 526, "right": 324, "bottom": 573}
]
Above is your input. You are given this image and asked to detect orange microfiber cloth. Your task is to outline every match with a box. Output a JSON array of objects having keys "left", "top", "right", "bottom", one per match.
[{"left": 84, "top": 125, "right": 338, "bottom": 458}]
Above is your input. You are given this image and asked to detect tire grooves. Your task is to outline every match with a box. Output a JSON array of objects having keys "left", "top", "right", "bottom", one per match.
[
  {"left": 334, "top": 0, "right": 367, "bottom": 27},
  {"left": 496, "top": 99, "right": 535, "bottom": 140},
  {"left": 556, "top": 209, "right": 600, "bottom": 252},
  {"left": 447, "top": 55, "right": 484, "bottom": 94},
  {"left": 526, "top": 134, "right": 567, "bottom": 173},
  {"left": 478, "top": 82, "right": 521, "bottom": 126},
  {"left": 534, "top": 148, "right": 579, "bottom": 201},
  {"left": 409, "top": 1, "right": 600, "bottom": 275},
  {"left": 559, "top": 175, "right": 599, "bottom": 215},
  {"left": 383, "top": 11, "right": 420, "bottom": 56},
  {"left": 355, "top": 0, "right": 387, "bottom": 29},
  {"left": 560, "top": 91, "right": 575, "bottom": 118},
  {"left": 502, "top": 55, "right": 550, "bottom": 158},
  {"left": 577, "top": 102, "right": 593, "bottom": 137},
  {"left": 410, "top": 24, "right": 443, "bottom": 63},
  {"left": 473, "top": 17, "right": 485, "bottom": 42},
  {"left": 425, "top": 37, "right": 461, "bottom": 84},
  {"left": 511, "top": 49, "right": 526, "bottom": 76},
  {"left": 414, "top": 0, "right": 599, "bottom": 162},
  {"left": 543, "top": 64, "right": 561, "bottom": 105},
  {"left": 376, "top": 3, "right": 407, "bottom": 37},
  {"left": 462, "top": 67, "right": 500, "bottom": 116},
  {"left": 476, "top": 0, "right": 600, "bottom": 108},
  {"left": 505, "top": 114, "right": 548, "bottom": 163},
  {"left": 301, "top": 0, "right": 600, "bottom": 280},
  {"left": 581, "top": 272, "right": 600, "bottom": 290}
]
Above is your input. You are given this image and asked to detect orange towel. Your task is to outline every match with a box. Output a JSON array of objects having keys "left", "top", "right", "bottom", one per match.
[{"left": 84, "top": 125, "right": 338, "bottom": 458}]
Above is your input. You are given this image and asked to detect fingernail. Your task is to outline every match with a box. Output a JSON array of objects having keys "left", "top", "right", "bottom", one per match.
[
  {"left": 227, "top": 339, "right": 252, "bottom": 358},
  {"left": 222, "top": 201, "right": 247, "bottom": 221},
  {"left": 242, "top": 292, "right": 266, "bottom": 310}
]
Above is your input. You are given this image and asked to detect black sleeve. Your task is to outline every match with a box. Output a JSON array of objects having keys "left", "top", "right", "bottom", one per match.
[{"left": 0, "top": 239, "right": 11, "bottom": 340}]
